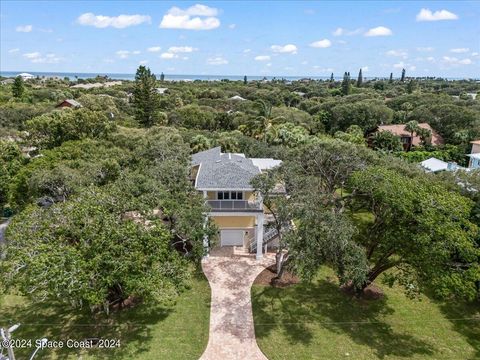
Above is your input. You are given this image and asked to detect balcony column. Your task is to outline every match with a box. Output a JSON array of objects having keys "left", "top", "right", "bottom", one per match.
[{"left": 255, "top": 212, "right": 264, "bottom": 260}]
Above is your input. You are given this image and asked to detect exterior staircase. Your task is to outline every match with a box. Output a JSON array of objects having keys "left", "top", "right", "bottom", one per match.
[{"left": 249, "top": 227, "right": 279, "bottom": 254}]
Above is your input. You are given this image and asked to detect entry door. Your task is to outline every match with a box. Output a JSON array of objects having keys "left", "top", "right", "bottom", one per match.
[{"left": 220, "top": 230, "right": 244, "bottom": 246}]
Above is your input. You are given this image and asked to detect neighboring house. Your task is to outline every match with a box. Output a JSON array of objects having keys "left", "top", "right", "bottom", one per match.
[
  {"left": 16, "top": 72, "right": 34, "bottom": 80},
  {"left": 56, "top": 99, "right": 82, "bottom": 109},
  {"left": 156, "top": 87, "right": 168, "bottom": 95},
  {"left": 229, "top": 95, "right": 246, "bottom": 101},
  {"left": 420, "top": 157, "right": 460, "bottom": 173},
  {"left": 293, "top": 91, "right": 306, "bottom": 97},
  {"left": 1, "top": 78, "right": 14, "bottom": 85},
  {"left": 420, "top": 140, "right": 480, "bottom": 173},
  {"left": 375, "top": 123, "right": 444, "bottom": 151},
  {"left": 191, "top": 147, "right": 282, "bottom": 259},
  {"left": 467, "top": 140, "right": 480, "bottom": 170}
]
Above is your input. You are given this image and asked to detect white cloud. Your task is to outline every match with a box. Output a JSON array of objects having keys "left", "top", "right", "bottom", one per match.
[
  {"left": 207, "top": 56, "right": 228, "bottom": 65},
  {"left": 23, "top": 52, "right": 61, "bottom": 63},
  {"left": 416, "top": 8, "right": 458, "bottom": 22},
  {"left": 309, "top": 39, "right": 332, "bottom": 48},
  {"left": 442, "top": 56, "right": 473, "bottom": 65},
  {"left": 16, "top": 25, "right": 32, "bottom": 32},
  {"left": 312, "top": 66, "right": 334, "bottom": 72},
  {"left": 116, "top": 50, "right": 130, "bottom": 59},
  {"left": 450, "top": 48, "right": 469, "bottom": 53},
  {"left": 228, "top": 24, "right": 236, "bottom": 29},
  {"left": 132, "top": 50, "right": 141, "bottom": 55},
  {"left": 159, "top": 4, "right": 220, "bottom": 30},
  {"left": 77, "top": 13, "right": 151, "bottom": 28},
  {"left": 23, "top": 52, "right": 41, "bottom": 59},
  {"left": 301, "top": 60, "right": 308, "bottom": 65},
  {"left": 8, "top": 48, "right": 19, "bottom": 53},
  {"left": 417, "top": 47, "right": 434, "bottom": 52},
  {"left": 168, "top": 46, "right": 197, "bottom": 53},
  {"left": 147, "top": 46, "right": 162, "bottom": 52},
  {"left": 139, "top": 60, "right": 148, "bottom": 65},
  {"left": 362, "top": 66, "right": 369, "bottom": 72},
  {"left": 254, "top": 55, "right": 271, "bottom": 61},
  {"left": 364, "top": 26, "right": 392, "bottom": 37},
  {"left": 160, "top": 52, "right": 177, "bottom": 59},
  {"left": 243, "top": 49, "right": 251, "bottom": 53},
  {"left": 386, "top": 49, "right": 408, "bottom": 59},
  {"left": 472, "top": 52, "right": 479, "bottom": 57},
  {"left": 266, "top": 63, "right": 272, "bottom": 67},
  {"left": 393, "top": 61, "right": 416, "bottom": 71},
  {"left": 270, "top": 44, "right": 297, "bottom": 54},
  {"left": 332, "top": 27, "right": 362, "bottom": 36}
]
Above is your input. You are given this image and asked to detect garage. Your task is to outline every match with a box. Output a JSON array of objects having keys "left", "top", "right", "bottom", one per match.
[{"left": 220, "top": 229, "right": 245, "bottom": 246}]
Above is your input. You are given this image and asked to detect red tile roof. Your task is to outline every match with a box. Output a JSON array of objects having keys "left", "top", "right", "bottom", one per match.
[{"left": 377, "top": 123, "right": 444, "bottom": 146}]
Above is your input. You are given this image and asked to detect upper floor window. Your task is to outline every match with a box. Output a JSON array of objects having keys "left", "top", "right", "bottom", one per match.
[{"left": 217, "top": 191, "right": 243, "bottom": 200}]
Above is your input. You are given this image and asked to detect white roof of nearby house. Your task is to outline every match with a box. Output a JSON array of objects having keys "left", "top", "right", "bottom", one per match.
[
  {"left": 420, "top": 157, "right": 449, "bottom": 173},
  {"left": 17, "top": 72, "right": 34, "bottom": 78},
  {"left": 251, "top": 158, "right": 283, "bottom": 171},
  {"left": 467, "top": 153, "right": 480, "bottom": 160},
  {"left": 156, "top": 87, "right": 168, "bottom": 94},
  {"left": 229, "top": 95, "right": 246, "bottom": 101},
  {"left": 58, "top": 99, "right": 82, "bottom": 108},
  {"left": 293, "top": 91, "right": 306, "bottom": 97}
]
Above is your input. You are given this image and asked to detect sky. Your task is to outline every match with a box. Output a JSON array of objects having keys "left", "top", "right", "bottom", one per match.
[{"left": 1, "top": 1, "right": 479, "bottom": 77}]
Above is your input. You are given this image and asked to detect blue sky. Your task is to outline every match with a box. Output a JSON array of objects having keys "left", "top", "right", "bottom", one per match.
[{"left": 1, "top": 1, "right": 479, "bottom": 77}]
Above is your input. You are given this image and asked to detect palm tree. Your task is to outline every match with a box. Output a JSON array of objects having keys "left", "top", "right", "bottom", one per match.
[
  {"left": 404, "top": 120, "right": 420, "bottom": 151},
  {"left": 254, "top": 100, "right": 284, "bottom": 143}
]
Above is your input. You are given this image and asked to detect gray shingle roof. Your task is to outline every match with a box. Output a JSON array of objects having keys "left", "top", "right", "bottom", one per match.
[{"left": 192, "top": 147, "right": 261, "bottom": 190}]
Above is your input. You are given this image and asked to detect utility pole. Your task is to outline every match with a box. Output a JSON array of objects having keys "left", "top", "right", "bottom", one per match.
[{"left": 1, "top": 324, "right": 20, "bottom": 360}]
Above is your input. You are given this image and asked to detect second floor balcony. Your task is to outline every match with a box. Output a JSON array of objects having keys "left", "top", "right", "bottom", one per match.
[{"left": 207, "top": 200, "right": 263, "bottom": 212}]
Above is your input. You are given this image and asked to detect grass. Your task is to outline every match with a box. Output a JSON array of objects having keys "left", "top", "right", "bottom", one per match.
[
  {"left": 0, "top": 271, "right": 211, "bottom": 360},
  {"left": 252, "top": 266, "right": 480, "bottom": 360}
]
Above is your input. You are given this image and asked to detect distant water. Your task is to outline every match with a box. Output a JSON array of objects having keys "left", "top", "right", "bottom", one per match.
[
  {"left": 0, "top": 71, "right": 338, "bottom": 82},
  {"left": 0, "top": 71, "right": 473, "bottom": 82}
]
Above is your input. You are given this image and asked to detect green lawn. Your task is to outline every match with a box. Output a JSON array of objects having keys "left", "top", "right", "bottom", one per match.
[
  {"left": 252, "top": 267, "right": 480, "bottom": 360},
  {"left": 0, "top": 271, "right": 211, "bottom": 360}
]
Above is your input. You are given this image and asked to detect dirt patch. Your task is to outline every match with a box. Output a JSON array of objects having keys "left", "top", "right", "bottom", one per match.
[
  {"left": 253, "top": 265, "right": 300, "bottom": 287},
  {"left": 341, "top": 282, "right": 384, "bottom": 300}
]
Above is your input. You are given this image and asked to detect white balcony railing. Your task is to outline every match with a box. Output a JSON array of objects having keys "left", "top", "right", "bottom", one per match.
[{"left": 207, "top": 200, "right": 262, "bottom": 211}]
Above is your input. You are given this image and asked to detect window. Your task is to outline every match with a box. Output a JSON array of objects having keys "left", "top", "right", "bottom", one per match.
[{"left": 217, "top": 191, "right": 243, "bottom": 200}]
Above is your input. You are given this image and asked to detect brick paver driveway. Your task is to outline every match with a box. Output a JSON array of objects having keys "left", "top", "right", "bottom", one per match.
[{"left": 199, "top": 249, "right": 275, "bottom": 360}]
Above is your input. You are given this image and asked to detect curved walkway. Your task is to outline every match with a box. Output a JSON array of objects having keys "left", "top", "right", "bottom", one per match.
[{"left": 199, "top": 250, "right": 275, "bottom": 360}]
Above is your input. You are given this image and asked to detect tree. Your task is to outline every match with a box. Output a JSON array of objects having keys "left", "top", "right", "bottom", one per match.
[
  {"left": 160, "top": 72, "right": 165, "bottom": 82},
  {"left": 371, "top": 131, "right": 403, "bottom": 152},
  {"left": 190, "top": 134, "right": 212, "bottom": 152},
  {"left": 26, "top": 109, "right": 115, "bottom": 149},
  {"left": 341, "top": 72, "right": 351, "bottom": 95},
  {"left": 407, "top": 80, "right": 415, "bottom": 94},
  {"left": 389, "top": 72, "right": 393, "bottom": 83},
  {"left": 400, "top": 68, "right": 406, "bottom": 82},
  {"left": 243, "top": 75, "right": 247, "bottom": 85},
  {"left": 330, "top": 73, "right": 334, "bottom": 82},
  {"left": 404, "top": 120, "right": 420, "bottom": 151},
  {"left": 133, "top": 66, "right": 161, "bottom": 127},
  {"left": 12, "top": 76, "right": 25, "bottom": 98},
  {"left": 254, "top": 100, "right": 284, "bottom": 142},
  {"left": 348, "top": 166, "right": 479, "bottom": 300},
  {"left": 334, "top": 125, "right": 366, "bottom": 146},
  {"left": 357, "top": 68, "right": 363, "bottom": 87}
]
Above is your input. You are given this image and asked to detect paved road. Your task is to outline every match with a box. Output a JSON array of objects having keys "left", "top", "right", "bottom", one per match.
[{"left": 199, "top": 251, "right": 274, "bottom": 360}]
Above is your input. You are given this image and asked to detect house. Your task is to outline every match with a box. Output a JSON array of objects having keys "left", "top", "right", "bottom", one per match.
[
  {"left": 16, "top": 72, "right": 34, "bottom": 80},
  {"left": 191, "top": 147, "right": 282, "bottom": 259},
  {"left": 375, "top": 123, "right": 444, "bottom": 151},
  {"left": 420, "top": 157, "right": 460, "bottom": 173},
  {"left": 0, "top": 79, "right": 14, "bottom": 85},
  {"left": 56, "top": 99, "right": 82, "bottom": 109},
  {"left": 229, "top": 95, "right": 246, "bottom": 101},
  {"left": 155, "top": 87, "right": 168, "bottom": 95},
  {"left": 467, "top": 140, "right": 480, "bottom": 170}
]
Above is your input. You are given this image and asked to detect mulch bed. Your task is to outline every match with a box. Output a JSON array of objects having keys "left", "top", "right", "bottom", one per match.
[{"left": 254, "top": 265, "right": 300, "bottom": 288}]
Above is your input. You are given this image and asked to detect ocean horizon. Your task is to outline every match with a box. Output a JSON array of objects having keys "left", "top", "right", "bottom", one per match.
[{"left": 1, "top": 71, "right": 474, "bottom": 82}]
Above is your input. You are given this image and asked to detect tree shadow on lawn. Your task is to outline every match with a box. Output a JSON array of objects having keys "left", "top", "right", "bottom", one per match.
[
  {"left": 438, "top": 299, "right": 480, "bottom": 360},
  {"left": 253, "top": 279, "right": 434, "bottom": 359},
  {"left": 0, "top": 297, "right": 172, "bottom": 360}
]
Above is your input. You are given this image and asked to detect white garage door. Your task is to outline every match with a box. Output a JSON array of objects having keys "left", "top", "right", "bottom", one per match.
[{"left": 220, "top": 230, "right": 244, "bottom": 246}]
